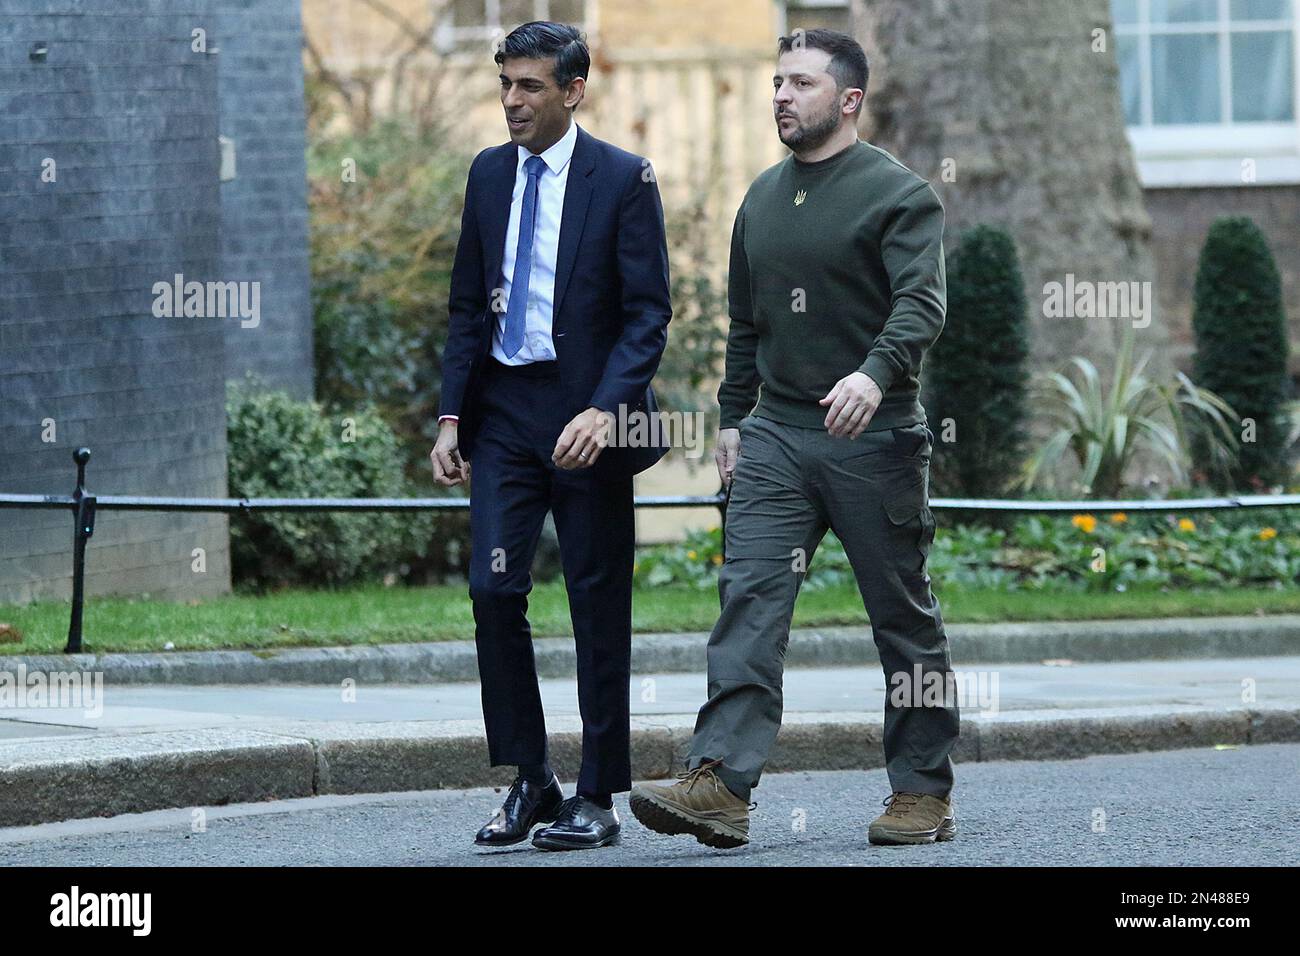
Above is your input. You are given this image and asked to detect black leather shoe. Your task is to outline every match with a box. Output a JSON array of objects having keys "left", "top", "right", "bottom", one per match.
[
  {"left": 474, "top": 774, "right": 564, "bottom": 847},
  {"left": 531, "top": 796, "right": 621, "bottom": 851}
]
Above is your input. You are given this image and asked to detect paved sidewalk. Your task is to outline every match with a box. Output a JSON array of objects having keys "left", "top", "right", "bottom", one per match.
[
  {"left": 1, "top": 656, "right": 1297, "bottom": 827},
  {"left": 2, "top": 656, "right": 1297, "bottom": 737}
]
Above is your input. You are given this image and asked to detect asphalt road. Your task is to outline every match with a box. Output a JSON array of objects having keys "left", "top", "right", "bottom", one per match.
[{"left": 1, "top": 744, "right": 1296, "bottom": 867}]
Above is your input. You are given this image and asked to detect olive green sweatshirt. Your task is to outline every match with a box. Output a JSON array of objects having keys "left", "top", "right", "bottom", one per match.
[{"left": 717, "top": 139, "right": 947, "bottom": 431}]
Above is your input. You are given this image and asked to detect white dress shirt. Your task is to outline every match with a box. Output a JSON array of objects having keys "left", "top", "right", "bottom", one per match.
[{"left": 490, "top": 119, "right": 578, "bottom": 365}]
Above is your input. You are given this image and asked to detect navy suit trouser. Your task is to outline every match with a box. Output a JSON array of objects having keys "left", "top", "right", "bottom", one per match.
[{"left": 467, "top": 357, "right": 636, "bottom": 795}]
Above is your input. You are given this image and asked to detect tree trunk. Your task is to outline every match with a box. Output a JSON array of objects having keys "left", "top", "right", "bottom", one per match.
[{"left": 853, "top": 0, "right": 1169, "bottom": 378}]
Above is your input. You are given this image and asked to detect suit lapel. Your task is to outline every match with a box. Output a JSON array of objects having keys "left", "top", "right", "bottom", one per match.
[
  {"left": 481, "top": 144, "right": 517, "bottom": 296},
  {"left": 552, "top": 126, "right": 597, "bottom": 329}
]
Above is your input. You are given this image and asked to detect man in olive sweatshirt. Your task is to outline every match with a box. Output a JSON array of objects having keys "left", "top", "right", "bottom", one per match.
[{"left": 630, "top": 29, "right": 959, "bottom": 849}]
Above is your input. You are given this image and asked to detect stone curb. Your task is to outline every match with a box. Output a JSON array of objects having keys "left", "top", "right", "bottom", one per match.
[
  {"left": 1, "top": 705, "right": 1296, "bottom": 828},
  {"left": 5, "top": 615, "right": 1298, "bottom": 686}
]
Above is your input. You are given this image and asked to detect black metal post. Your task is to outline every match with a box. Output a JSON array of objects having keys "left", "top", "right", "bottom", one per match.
[{"left": 65, "top": 447, "right": 95, "bottom": 654}]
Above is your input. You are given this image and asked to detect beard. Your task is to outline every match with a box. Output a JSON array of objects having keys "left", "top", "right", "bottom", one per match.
[{"left": 777, "top": 100, "right": 841, "bottom": 152}]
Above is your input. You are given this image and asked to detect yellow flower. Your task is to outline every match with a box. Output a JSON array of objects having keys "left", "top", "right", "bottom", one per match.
[
  {"left": 712, "top": 553, "right": 723, "bottom": 565},
  {"left": 1110, "top": 512, "right": 1127, "bottom": 524},
  {"left": 1071, "top": 514, "right": 1097, "bottom": 533},
  {"left": 687, "top": 550, "right": 697, "bottom": 560},
  {"left": 1178, "top": 518, "right": 1196, "bottom": 532},
  {"left": 1259, "top": 527, "right": 1278, "bottom": 540}
]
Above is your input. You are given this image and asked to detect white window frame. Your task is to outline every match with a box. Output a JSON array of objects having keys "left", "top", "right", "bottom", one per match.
[
  {"left": 434, "top": 0, "right": 596, "bottom": 58},
  {"left": 1114, "top": 0, "right": 1300, "bottom": 186}
]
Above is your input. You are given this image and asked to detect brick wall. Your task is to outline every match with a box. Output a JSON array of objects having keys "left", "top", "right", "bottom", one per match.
[
  {"left": 1144, "top": 184, "right": 1300, "bottom": 380},
  {"left": 0, "top": 0, "right": 233, "bottom": 605},
  {"left": 215, "top": 0, "right": 313, "bottom": 399}
]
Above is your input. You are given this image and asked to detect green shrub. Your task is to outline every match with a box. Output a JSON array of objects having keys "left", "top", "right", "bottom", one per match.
[
  {"left": 922, "top": 225, "right": 1030, "bottom": 496},
  {"left": 308, "top": 116, "right": 468, "bottom": 486},
  {"left": 306, "top": 118, "right": 481, "bottom": 584},
  {"left": 1191, "top": 216, "right": 1291, "bottom": 489},
  {"left": 226, "top": 382, "right": 436, "bottom": 589}
]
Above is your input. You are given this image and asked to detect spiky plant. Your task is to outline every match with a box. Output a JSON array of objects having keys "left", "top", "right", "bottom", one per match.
[{"left": 1020, "top": 328, "right": 1239, "bottom": 498}]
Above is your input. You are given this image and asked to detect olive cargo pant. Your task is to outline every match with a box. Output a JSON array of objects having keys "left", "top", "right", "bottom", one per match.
[{"left": 687, "top": 414, "right": 960, "bottom": 800}]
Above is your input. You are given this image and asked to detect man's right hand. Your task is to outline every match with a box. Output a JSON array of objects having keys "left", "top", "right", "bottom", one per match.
[
  {"left": 431, "top": 420, "right": 470, "bottom": 486},
  {"left": 715, "top": 427, "right": 741, "bottom": 489}
]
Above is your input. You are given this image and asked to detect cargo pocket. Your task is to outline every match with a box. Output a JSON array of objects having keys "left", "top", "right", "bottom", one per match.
[
  {"left": 882, "top": 471, "right": 926, "bottom": 526},
  {"left": 881, "top": 471, "right": 933, "bottom": 574}
]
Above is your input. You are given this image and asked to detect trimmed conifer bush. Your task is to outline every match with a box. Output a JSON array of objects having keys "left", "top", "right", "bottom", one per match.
[
  {"left": 923, "top": 225, "right": 1030, "bottom": 496},
  {"left": 1191, "top": 216, "right": 1290, "bottom": 489}
]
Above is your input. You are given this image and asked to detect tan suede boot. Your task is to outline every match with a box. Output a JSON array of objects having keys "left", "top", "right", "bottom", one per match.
[
  {"left": 629, "top": 760, "right": 751, "bottom": 849},
  {"left": 868, "top": 791, "right": 957, "bottom": 845}
]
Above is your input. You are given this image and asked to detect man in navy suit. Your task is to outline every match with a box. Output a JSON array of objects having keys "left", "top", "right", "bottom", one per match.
[{"left": 431, "top": 21, "right": 671, "bottom": 851}]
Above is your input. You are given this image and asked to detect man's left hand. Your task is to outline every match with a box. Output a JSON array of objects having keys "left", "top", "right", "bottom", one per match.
[
  {"left": 819, "top": 372, "right": 883, "bottom": 439},
  {"left": 553, "top": 406, "right": 615, "bottom": 469}
]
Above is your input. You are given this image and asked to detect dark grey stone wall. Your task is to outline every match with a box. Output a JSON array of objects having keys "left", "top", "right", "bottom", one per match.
[
  {"left": 214, "top": 0, "right": 313, "bottom": 399},
  {"left": 0, "top": 0, "right": 232, "bottom": 605},
  {"left": 1144, "top": 184, "right": 1300, "bottom": 380}
]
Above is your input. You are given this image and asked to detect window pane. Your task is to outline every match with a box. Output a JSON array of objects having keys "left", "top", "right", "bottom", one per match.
[
  {"left": 1232, "top": 31, "right": 1294, "bottom": 120},
  {"left": 1150, "top": 0, "right": 1218, "bottom": 22},
  {"left": 452, "top": 0, "right": 486, "bottom": 28},
  {"left": 548, "top": 0, "right": 585, "bottom": 24},
  {"left": 1111, "top": 0, "right": 1140, "bottom": 25},
  {"left": 1117, "top": 34, "right": 1143, "bottom": 124},
  {"left": 1230, "top": 0, "right": 1292, "bottom": 19},
  {"left": 1152, "top": 33, "right": 1221, "bottom": 122}
]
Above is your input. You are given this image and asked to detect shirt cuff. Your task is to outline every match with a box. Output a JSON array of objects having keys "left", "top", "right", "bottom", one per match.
[
  {"left": 857, "top": 353, "right": 896, "bottom": 395},
  {"left": 717, "top": 401, "right": 753, "bottom": 430},
  {"left": 438, "top": 415, "right": 459, "bottom": 423}
]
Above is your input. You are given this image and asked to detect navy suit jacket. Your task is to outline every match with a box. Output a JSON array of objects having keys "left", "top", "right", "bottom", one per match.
[{"left": 438, "top": 125, "right": 673, "bottom": 476}]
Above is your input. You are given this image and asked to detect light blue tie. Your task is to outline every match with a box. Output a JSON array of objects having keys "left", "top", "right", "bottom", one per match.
[{"left": 503, "top": 155, "right": 546, "bottom": 359}]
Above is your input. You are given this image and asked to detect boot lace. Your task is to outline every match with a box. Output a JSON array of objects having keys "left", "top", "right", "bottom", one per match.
[
  {"left": 677, "top": 760, "right": 757, "bottom": 810},
  {"left": 882, "top": 792, "right": 923, "bottom": 818},
  {"left": 676, "top": 759, "right": 726, "bottom": 794}
]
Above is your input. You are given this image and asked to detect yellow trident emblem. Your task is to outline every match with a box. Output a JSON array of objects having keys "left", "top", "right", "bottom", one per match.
[{"left": 794, "top": 189, "right": 807, "bottom": 206}]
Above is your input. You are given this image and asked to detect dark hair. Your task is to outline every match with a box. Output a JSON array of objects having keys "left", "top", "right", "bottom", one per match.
[
  {"left": 777, "top": 28, "right": 869, "bottom": 112},
  {"left": 495, "top": 20, "right": 590, "bottom": 90}
]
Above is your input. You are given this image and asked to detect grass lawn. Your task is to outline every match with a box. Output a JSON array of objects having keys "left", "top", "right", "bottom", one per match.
[{"left": 2, "top": 582, "right": 1299, "bottom": 656}]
